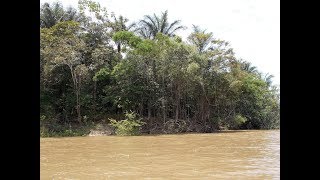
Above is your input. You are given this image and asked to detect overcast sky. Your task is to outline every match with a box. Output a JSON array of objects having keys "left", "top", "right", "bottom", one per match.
[{"left": 40, "top": 0, "right": 280, "bottom": 86}]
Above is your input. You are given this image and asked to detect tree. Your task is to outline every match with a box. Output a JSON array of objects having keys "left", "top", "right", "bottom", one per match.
[
  {"left": 138, "top": 10, "right": 186, "bottom": 39},
  {"left": 41, "top": 21, "right": 88, "bottom": 123},
  {"left": 263, "top": 73, "right": 274, "bottom": 87},
  {"left": 110, "top": 14, "right": 137, "bottom": 53},
  {"left": 40, "top": 2, "right": 82, "bottom": 28},
  {"left": 188, "top": 25, "right": 213, "bottom": 53},
  {"left": 240, "top": 60, "right": 258, "bottom": 74}
]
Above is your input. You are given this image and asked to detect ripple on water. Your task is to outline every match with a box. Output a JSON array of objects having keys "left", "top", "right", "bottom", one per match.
[{"left": 41, "top": 130, "right": 280, "bottom": 179}]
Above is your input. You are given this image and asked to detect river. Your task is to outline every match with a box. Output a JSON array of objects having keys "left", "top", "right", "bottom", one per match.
[{"left": 40, "top": 130, "right": 279, "bottom": 179}]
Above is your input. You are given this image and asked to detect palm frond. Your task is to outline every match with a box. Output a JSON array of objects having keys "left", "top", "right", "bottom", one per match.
[
  {"left": 167, "top": 25, "right": 185, "bottom": 36},
  {"left": 143, "top": 15, "right": 158, "bottom": 32},
  {"left": 139, "top": 20, "right": 156, "bottom": 34},
  {"left": 160, "top": 10, "right": 168, "bottom": 33},
  {"left": 165, "top": 20, "right": 182, "bottom": 34}
]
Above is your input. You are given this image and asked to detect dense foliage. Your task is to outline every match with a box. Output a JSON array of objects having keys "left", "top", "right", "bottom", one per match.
[
  {"left": 109, "top": 111, "right": 145, "bottom": 136},
  {"left": 40, "top": 1, "right": 279, "bottom": 136}
]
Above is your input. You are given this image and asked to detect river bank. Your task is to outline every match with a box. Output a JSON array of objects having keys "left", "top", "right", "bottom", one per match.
[
  {"left": 40, "top": 118, "right": 221, "bottom": 137},
  {"left": 40, "top": 121, "right": 112, "bottom": 137},
  {"left": 40, "top": 120, "right": 279, "bottom": 138}
]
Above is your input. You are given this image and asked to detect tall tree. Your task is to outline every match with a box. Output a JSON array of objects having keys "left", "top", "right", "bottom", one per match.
[
  {"left": 240, "top": 60, "right": 258, "bottom": 74},
  {"left": 138, "top": 10, "right": 186, "bottom": 39},
  {"left": 110, "top": 14, "right": 137, "bottom": 53},
  {"left": 40, "top": 2, "right": 81, "bottom": 28},
  {"left": 41, "top": 21, "right": 88, "bottom": 123},
  {"left": 188, "top": 25, "right": 213, "bottom": 53}
]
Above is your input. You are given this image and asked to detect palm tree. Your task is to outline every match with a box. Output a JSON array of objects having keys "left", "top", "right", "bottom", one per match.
[
  {"left": 188, "top": 25, "right": 213, "bottom": 53},
  {"left": 240, "top": 60, "right": 258, "bottom": 74},
  {"left": 110, "top": 14, "right": 137, "bottom": 52},
  {"left": 40, "top": 2, "right": 81, "bottom": 28},
  {"left": 138, "top": 10, "right": 186, "bottom": 39},
  {"left": 264, "top": 73, "right": 274, "bottom": 87},
  {"left": 240, "top": 60, "right": 274, "bottom": 86}
]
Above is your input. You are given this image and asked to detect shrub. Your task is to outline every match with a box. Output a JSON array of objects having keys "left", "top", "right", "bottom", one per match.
[
  {"left": 109, "top": 111, "right": 145, "bottom": 136},
  {"left": 229, "top": 114, "right": 247, "bottom": 129}
]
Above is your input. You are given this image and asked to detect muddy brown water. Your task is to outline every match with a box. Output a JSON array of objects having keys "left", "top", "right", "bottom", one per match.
[{"left": 40, "top": 130, "right": 279, "bottom": 179}]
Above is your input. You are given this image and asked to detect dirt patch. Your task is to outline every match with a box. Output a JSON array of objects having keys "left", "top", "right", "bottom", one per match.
[{"left": 88, "top": 123, "right": 115, "bottom": 136}]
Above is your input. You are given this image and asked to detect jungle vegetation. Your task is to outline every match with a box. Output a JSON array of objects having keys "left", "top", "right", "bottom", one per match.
[{"left": 40, "top": 0, "right": 280, "bottom": 136}]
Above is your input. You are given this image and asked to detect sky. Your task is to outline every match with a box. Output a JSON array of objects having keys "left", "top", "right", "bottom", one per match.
[{"left": 40, "top": 0, "right": 280, "bottom": 86}]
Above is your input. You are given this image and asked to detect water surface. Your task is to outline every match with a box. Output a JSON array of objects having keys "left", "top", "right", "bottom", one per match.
[{"left": 40, "top": 130, "right": 280, "bottom": 179}]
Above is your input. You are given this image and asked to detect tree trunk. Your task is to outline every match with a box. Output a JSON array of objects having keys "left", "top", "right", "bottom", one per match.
[
  {"left": 76, "top": 89, "right": 81, "bottom": 123},
  {"left": 148, "top": 101, "right": 152, "bottom": 119},
  {"left": 199, "top": 95, "right": 205, "bottom": 123},
  {"left": 139, "top": 102, "right": 143, "bottom": 117},
  {"left": 69, "top": 65, "right": 81, "bottom": 123},
  {"left": 175, "top": 85, "right": 180, "bottom": 121},
  {"left": 93, "top": 80, "right": 97, "bottom": 112},
  {"left": 76, "top": 77, "right": 81, "bottom": 123},
  {"left": 162, "top": 97, "right": 166, "bottom": 123},
  {"left": 117, "top": 43, "right": 121, "bottom": 53}
]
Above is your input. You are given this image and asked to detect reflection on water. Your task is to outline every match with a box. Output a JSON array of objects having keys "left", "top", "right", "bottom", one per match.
[{"left": 40, "top": 130, "right": 279, "bottom": 179}]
